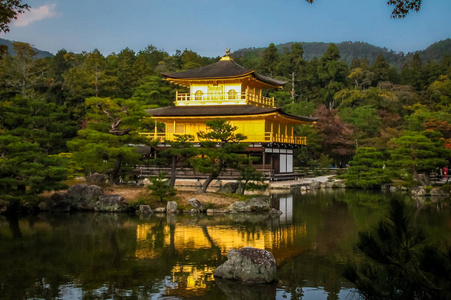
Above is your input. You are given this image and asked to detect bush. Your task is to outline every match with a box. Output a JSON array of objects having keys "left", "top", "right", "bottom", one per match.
[{"left": 147, "top": 173, "right": 176, "bottom": 203}]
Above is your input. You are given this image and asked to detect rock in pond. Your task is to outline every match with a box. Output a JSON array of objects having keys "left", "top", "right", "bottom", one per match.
[
  {"left": 214, "top": 247, "right": 277, "bottom": 284},
  {"left": 94, "top": 195, "right": 129, "bottom": 212},
  {"left": 138, "top": 205, "right": 152, "bottom": 215},
  {"left": 188, "top": 198, "right": 204, "bottom": 211},
  {"left": 167, "top": 201, "right": 178, "bottom": 213},
  {"left": 46, "top": 192, "right": 72, "bottom": 212},
  {"left": 228, "top": 201, "right": 251, "bottom": 213},
  {"left": 66, "top": 184, "right": 104, "bottom": 210},
  {"left": 228, "top": 197, "right": 271, "bottom": 213},
  {"left": 154, "top": 207, "right": 166, "bottom": 213}
]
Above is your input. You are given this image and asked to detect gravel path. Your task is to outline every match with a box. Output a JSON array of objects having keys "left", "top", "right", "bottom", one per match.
[{"left": 268, "top": 175, "right": 337, "bottom": 189}]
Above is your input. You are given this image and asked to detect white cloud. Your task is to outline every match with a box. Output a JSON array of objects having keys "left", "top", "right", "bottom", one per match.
[{"left": 14, "top": 3, "right": 60, "bottom": 27}]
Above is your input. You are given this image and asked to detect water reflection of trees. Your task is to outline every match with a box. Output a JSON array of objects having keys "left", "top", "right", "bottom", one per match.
[{"left": 0, "top": 191, "right": 449, "bottom": 299}]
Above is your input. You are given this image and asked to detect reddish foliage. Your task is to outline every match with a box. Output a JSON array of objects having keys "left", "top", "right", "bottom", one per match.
[
  {"left": 423, "top": 119, "right": 451, "bottom": 139},
  {"left": 314, "top": 105, "right": 355, "bottom": 161}
]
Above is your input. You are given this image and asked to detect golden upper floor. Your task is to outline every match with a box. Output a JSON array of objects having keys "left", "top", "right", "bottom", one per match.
[{"left": 162, "top": 55, "right": 285, "bottom": 108}]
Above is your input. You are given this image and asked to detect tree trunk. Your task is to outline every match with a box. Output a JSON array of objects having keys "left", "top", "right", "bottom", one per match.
[
  {"left": 412, "top": 165, "right": 426, "bottom": 186},
  {"left": 169, "top": 155, "right": 177, "bottom": 188},
  {"left": 112, "top": 154, "right": 123, "bottom": 183},
  {"left": 201, "top": 173, "right": 218, "bottom": 193},
  {"left": 291, "top": 71, "right": 295, "bottom": 101}
]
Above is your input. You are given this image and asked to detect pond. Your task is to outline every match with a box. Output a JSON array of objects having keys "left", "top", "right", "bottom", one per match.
[{"left": 0, "top": 190, "right": 450, "bottom": 299}]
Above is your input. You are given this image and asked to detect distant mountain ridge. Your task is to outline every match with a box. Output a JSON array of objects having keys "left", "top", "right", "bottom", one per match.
[
  {"left": 233, "top": 39, "right": 451, "bottom": 67},
  {"left": 0, "top": 38, "right": 53, "bottom": 58},
  {"left": 1, "top": 37, "right": 450, "bottom": 67}
]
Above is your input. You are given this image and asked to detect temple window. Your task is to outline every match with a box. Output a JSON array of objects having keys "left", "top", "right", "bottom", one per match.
[
  {"left": 195, "top": 90, "right": 203, "bottom": 100},
  {"left": 228, "top": 89, "right": 237, "bottom": 100}
]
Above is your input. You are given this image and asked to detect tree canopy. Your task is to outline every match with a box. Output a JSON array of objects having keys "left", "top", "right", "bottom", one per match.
[{"left": 0, "top": 0, "right": 29, "bottom": 33}]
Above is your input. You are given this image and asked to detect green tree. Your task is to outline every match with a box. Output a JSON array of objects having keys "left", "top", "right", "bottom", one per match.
[
  {"left": 317, "top": 43, "right": 349, "bottom": 108},
  {"left": 190, "top": 119, "right": 248, "bottom": 193},
  {"left": 0, "top": 42, "right": 42, "bottom": 98},
  {"left": 344, "top": 147, "right": 390, "bottom": 189},
  {"left": 115, "top": 47, "right": 137, "bottom": 98},
  {"left": 279, "top": 43, "right": 305, "bottom": 99},
  {"left": 371, "top": 54, "right": 390, "bottom": 86},
  {"left": 163, "top": 134, "right": 195, "bottom": 188},
  {"left": 339, "top": 105, "right": 381, "bottom": 145},
  {"left": 305, "top": 0, "right": 422, "bottom": 18},
  {"left": 390, "top": 131, "right": 451, "bottom": 186},
  {"left": 260, "top": 43, "right": 279, "bottom": 77},
  {"left": 131, "top": 75, "right": 172, "bottom": 107},
  {"left": 344, "top": 198, "right": 451, "bottom": 299},
  {"left": 237, "top": 165, "right": 268, "bottom": 195},
  {"left": 148, "top": 173, "right": 176, "bottom": 203},
  {"left": 0, "top": 134, "right": 67, "bottom": 206},
  {"left": 0, "top": 94, "right": 77, "bottom": 154},
  {"left": 67, "top": 97, "right": 148, "bottom": 183},
  {"left": 0, "top": 0, "right": 29, "bottom": 33}
]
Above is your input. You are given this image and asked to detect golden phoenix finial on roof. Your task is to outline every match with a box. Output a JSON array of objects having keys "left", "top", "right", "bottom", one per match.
[{"left": 225, "top": 48, "right": 231, "bottom": 56}]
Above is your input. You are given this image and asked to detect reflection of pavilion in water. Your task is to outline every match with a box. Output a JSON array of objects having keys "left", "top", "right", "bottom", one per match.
[{"left": 134, "top": 196, "right": 303, "bottom": 296}]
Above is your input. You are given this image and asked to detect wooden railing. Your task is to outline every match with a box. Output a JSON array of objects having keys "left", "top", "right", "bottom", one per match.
[
  {"left": 135, "top": 166, "right": 275, "bottom": 180},
  {"left": 175, "top": 91, "right": 274, "bottom": 107},
  {"left": 139, "top": 132, "right": 307, "bottom": 145}
]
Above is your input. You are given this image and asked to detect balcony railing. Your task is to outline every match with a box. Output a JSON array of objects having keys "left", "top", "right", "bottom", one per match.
[
  {"left": 175, "top": 91, "right": 274, "bottom": 107},
  {"left": 139, "top": 132, "right": 307, "bottom": 145}
]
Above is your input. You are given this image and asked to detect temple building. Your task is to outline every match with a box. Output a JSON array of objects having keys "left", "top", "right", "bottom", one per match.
[{"left": 142, "top": 52, "right": 317, "bottom": 180}]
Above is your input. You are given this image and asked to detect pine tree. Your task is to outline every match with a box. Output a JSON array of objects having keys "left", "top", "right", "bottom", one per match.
[
  {"left": 390, "top": 131, "right": 451, "bottom": 186},
  {"left": 190, "top": 120, "right": 248, "bottom": 193},
  {"left": 344, "top": 147, "right": 390, "bottom": 188}
]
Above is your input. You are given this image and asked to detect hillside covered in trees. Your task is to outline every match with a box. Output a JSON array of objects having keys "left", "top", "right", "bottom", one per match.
[
  {"left": 0, "top": 39, "right": 450, "bottom": 203},
  {"left": 233, "top": 39, "right": 451, "bottom": 67}
]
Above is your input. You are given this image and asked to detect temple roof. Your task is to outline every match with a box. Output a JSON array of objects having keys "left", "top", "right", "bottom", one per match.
[
  {"left": 146, "top": 105, "right": 317, "bottom": 123},
  {"left": 162, "top": 58, "right": 286, "bottom": 88}
]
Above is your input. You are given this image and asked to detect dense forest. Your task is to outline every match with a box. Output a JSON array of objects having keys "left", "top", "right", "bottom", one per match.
[{"left": 0, "top": 39, "right": 450, "bottom": 202}]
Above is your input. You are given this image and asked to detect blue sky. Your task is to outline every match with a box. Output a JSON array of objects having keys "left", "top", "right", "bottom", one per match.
[{"left": 1, "top": 0, "right": 450, "bottom": 57}]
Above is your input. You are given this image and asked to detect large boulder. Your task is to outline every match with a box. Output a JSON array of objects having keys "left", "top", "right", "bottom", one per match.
[
  {"left": 228, "top": 201, "right": 251, "bottom": 213},
  {"left": 46, "top": 192, "right": 72, "bottom": 212},
  {"left": 246, "top": 197, "right": 271, "bottom": 212},
  {"left": 218, "top": 182, "right": 239, "bottom": 194},
  {"left": 228, "top": 197, "right": 271, "bottom": 213},
  {"left": 66, "top": 184, "right": 104, "bottom": 210},
  {"left": 188, "top": 198, "right": 204, "bottom": 211},
  {"left": 309, "top": 180, "right": 321, "bottom": 189},
  {"left": 94, "top": 195, "right": 129, "bottom": 212},
  {"left": 214, "top": 247, "right": 277, "bottom": 284}
]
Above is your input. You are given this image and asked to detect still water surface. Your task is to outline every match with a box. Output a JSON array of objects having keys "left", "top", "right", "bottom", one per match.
[{"left": 0, "top": 190, "right": 450, "bottom": 299}]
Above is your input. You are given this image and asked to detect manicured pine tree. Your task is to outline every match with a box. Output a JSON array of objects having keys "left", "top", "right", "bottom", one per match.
[
  {"left": 190, "top": 119, "right": 249, "bottom": 193},
  {"left": 344, "top": 147, "right": 390, "bottom": 189},
  {"left": 67, "top": 97, "right": 149, "bottom": 183},
  {"left": 390, "top": 131, "right": 451, "bottom": 186}
]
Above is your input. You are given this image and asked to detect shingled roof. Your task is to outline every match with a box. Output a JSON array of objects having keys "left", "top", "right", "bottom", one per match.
[
  {"left": 162, "top": 58, "right": 286, "bottom": 87},
  {"left": 146, "top": 105, "right": 317, "bottom": 123}
]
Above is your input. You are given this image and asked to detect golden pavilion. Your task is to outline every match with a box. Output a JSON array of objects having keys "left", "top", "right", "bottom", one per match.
[{"left": 142, "top": 52, "right": 317, "bottom": 180}]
